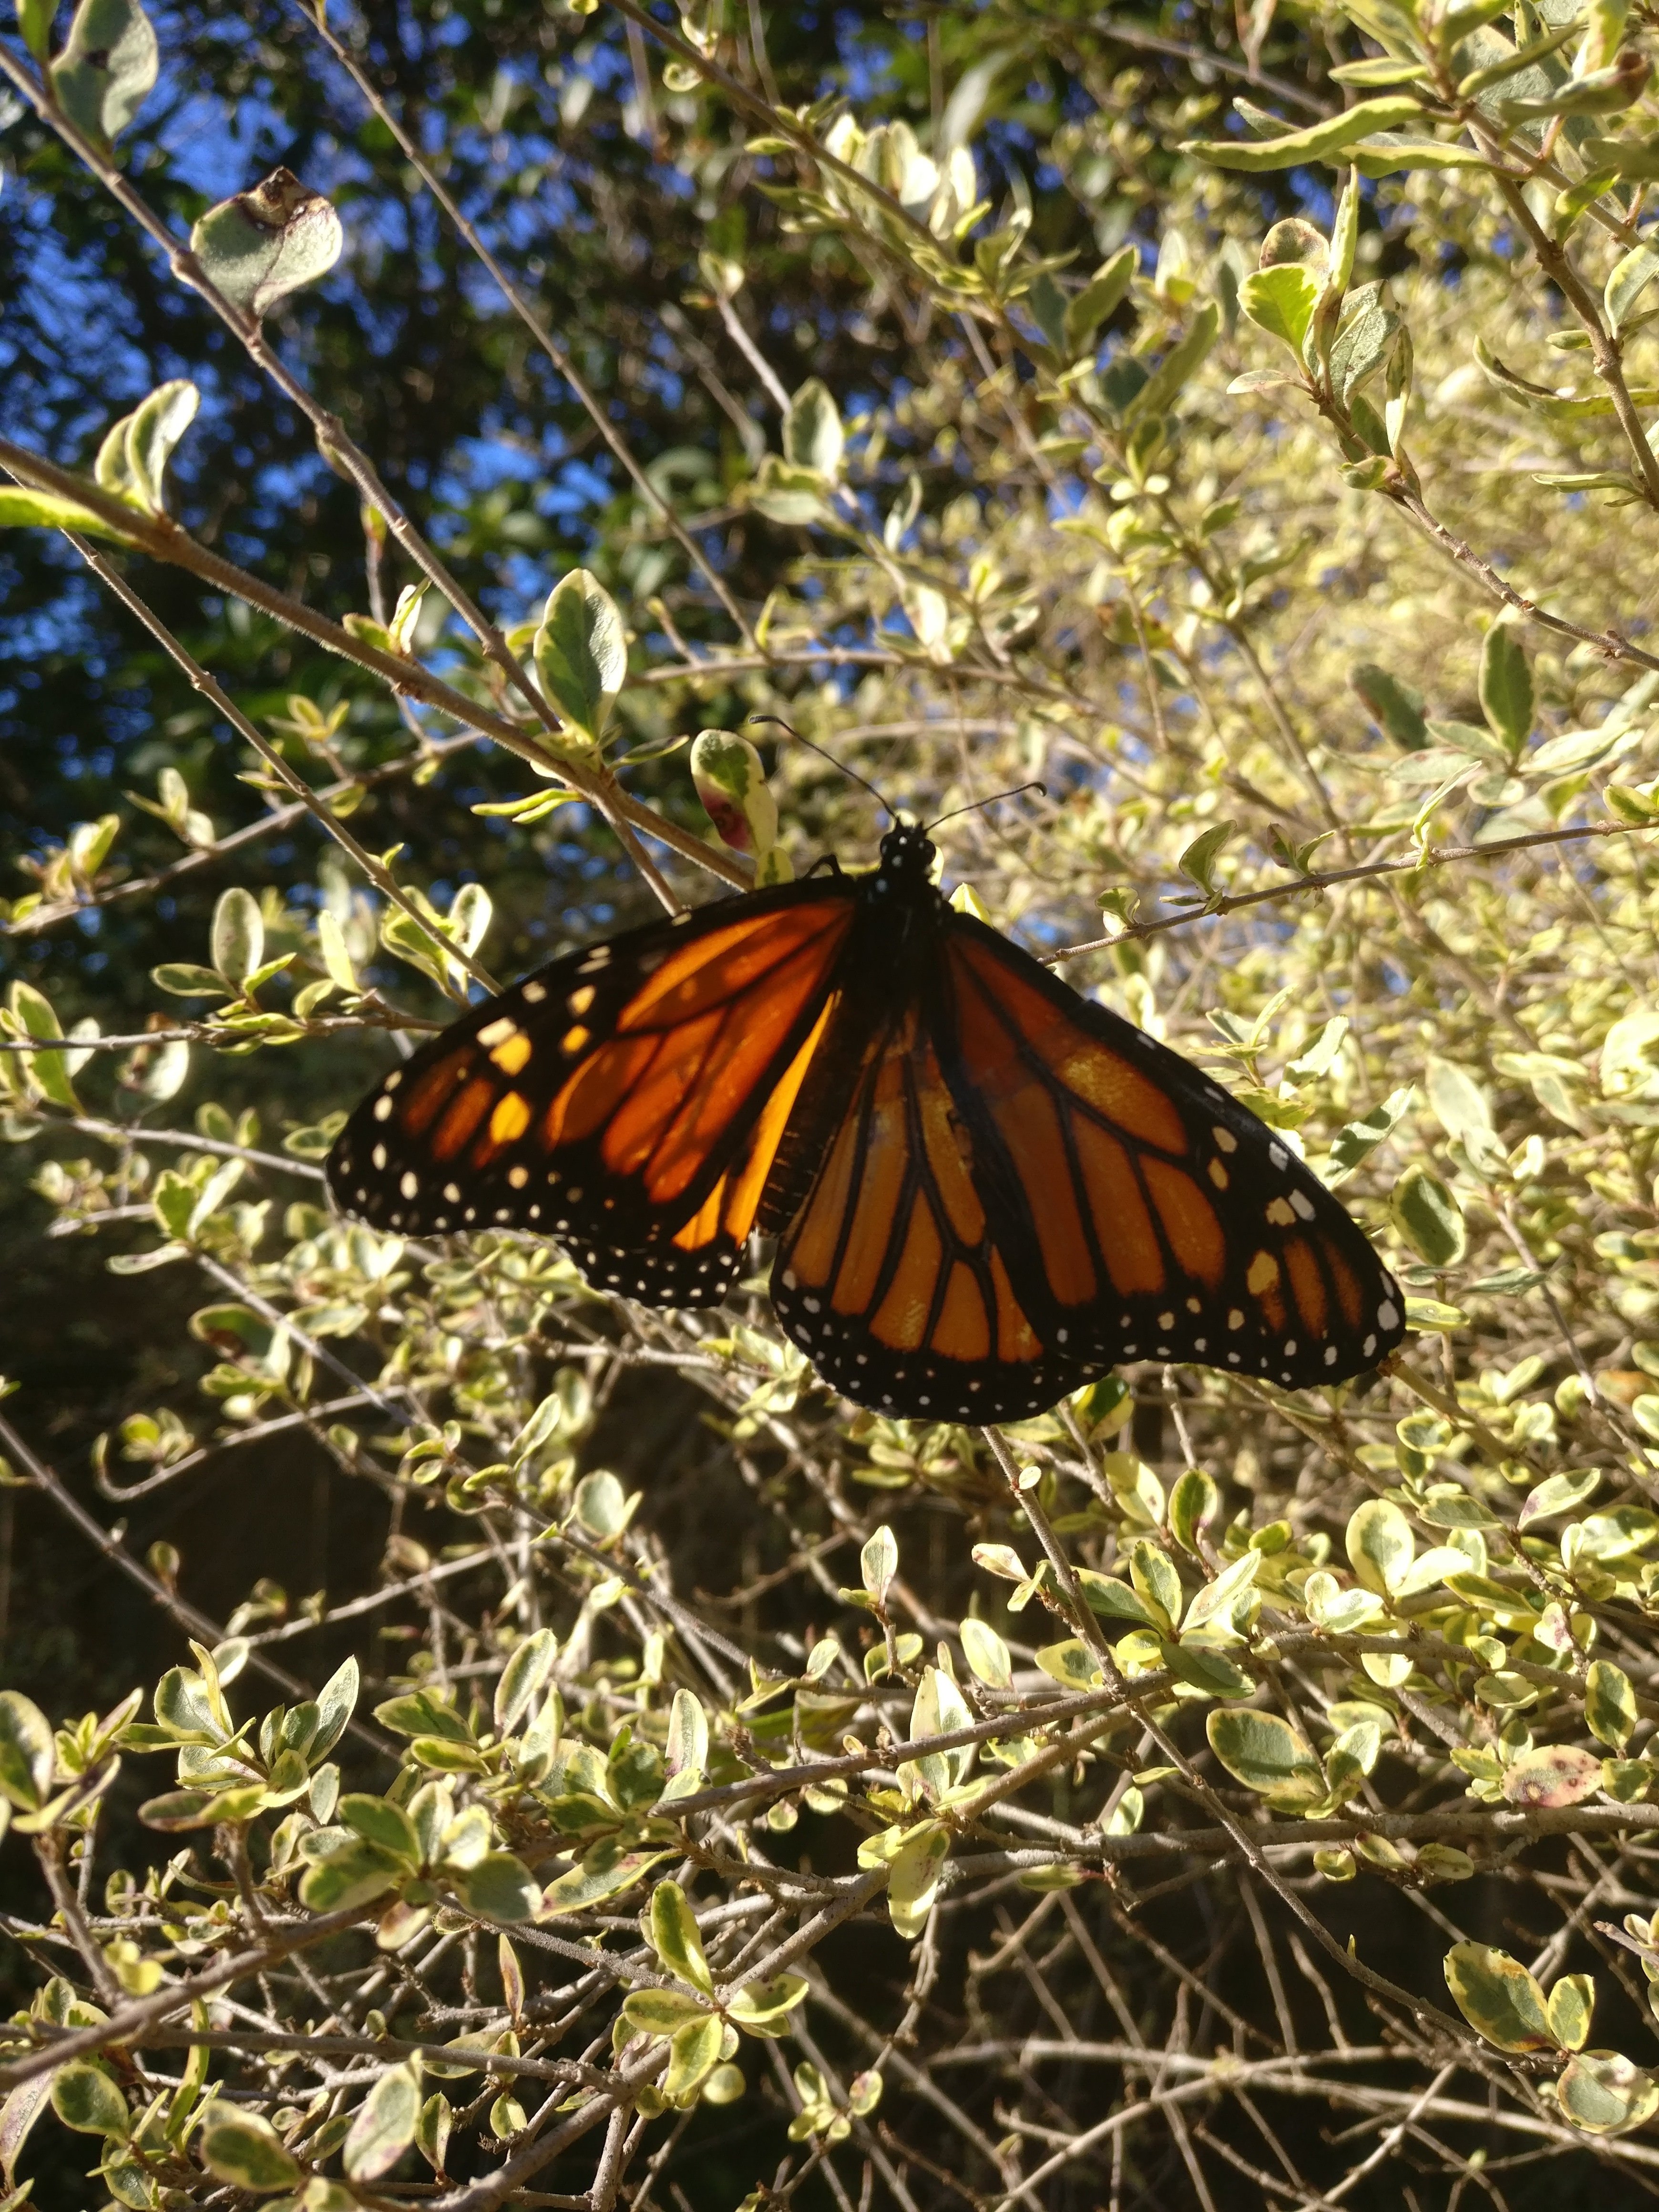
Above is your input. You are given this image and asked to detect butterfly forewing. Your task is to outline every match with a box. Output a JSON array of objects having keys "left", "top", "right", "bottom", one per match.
[
  {"left": 326, "top": 884, "right": 855, "bottom": 1304},
  {"left": 937, "top": 919, "right": 1406, "bottom": 1387}
]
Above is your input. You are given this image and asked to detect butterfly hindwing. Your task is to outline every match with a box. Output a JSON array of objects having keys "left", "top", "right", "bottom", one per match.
[
  {"left": 326, "top": 882, "right": 855, "bottom": 1304},
  {"left": 937, "top": 918, "right": 1406, "bottom": 1388},
  {"left": 769, "top": 1000, "right": 1099, "bottom": 1423}
]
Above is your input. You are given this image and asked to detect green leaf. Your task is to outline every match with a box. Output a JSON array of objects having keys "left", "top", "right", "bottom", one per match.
[
  {"left": 140, "top": 1784, "right": 267, "bottom": 1830},
  {"left": 421, "top": 2028, "right": 514, "bottom": 2080},
  {"left": 151, "top": 962, "right": 228, "bottom": 999},
  {"left": 190, "top": 167, "right": 344, "bottom": 320},
  {"left": 50, "top": 2062, "right": 128, "bottom": 2140},
  {"left": 1548, "top": 1973, "right": 1596, "bottom": 2052},
  {"left": 1183, "top": 95, "right": 1424, "bottom": 171},
  {"left": 690, "top": 729, "right": 778, "bottom": 858},
  {"left": 1424, "top": 1058, "right": 1497, "bottom": 1152},
  {"left": 309, "top": 1655, "right": 359, "bottom": 1761},
  {"left": 572, "top": 1468, "right": 630, "bottom": 1538},
  {"left": 1065, "top": 244, "right": 1137, "bottom": 358},
  {"left": 343, "top": 2063, "right": 422, "bottom": 2182},
  {"left": 1479, "top": 621, "right": 1533, "bottom": 749},
  {"left": 16, "top": 0, "right": 54, "bottom": 57},
  {"left": 1558, "top": 2051, "right": 1659, "bottom": 2133},
  {"left": 438, "top": 1803, "right": 492, "bottom": 1870},
  {"left": 198, "top": 2104, "right": 303, "bottom": 2192},
  {"left": 621, "top": 1987, "right": 710, "bottom": 2035},
  {"left": 1605, "top": 242, "right": 1659, "bottom": 334},
  {"left": 541, "top": 1839, "right": 673, "bottom": 1916},
  {"left": 665, "top": 1687, "right": 708, "bottom": 1782},
  {"left": 1331, "top": 56, "right": 1427, "bottom": 83},
  {"left": 1125, "top": 300, "right": 1220, "bottom": 422},
  {"left": 97, "top": 380, "right": 199, "bottom": 515},
  {"left": 1079, "top": 1575, "right": 1159, "bottom": 1628},
  {"left": 1390, "top": 1162, "right": 1466, "bottom": 1267},
  {"left": 664, "top": 2013, "right": 724, "bottom": 2101},
  {"left": 1586, "top": 1659, "right": 1638, "bottom": 1749},
  {"left": 1034, "top": 1638, "right": 1103, "bottom": 1689},
  {"left": 415, "top": 2091, "right": 451, "bottom": 2176},
  {"left": 1323, "top": 1086, "right": 1414, "bottom": 1186},
  {"left": 0, "top": 486, "right": 133, "bottom": 540},
  {"left": 1177, "top": 818, "right": 1236, "bottom": 896},
  {"left": 153, "top": 1665, "right": 224, "bottom": 1744},
  {"left": 211, "top": 887, "right": 264, "bottom": 986},
  {"left": 338, "top": 1794, "right": 421, "bottom": 1864},
  {"left": 1239, "top": 264, "right": 1320, "bottom": 353},
  {"left": 533, "top": 568, "right": 628, "bottom": 744},
  {"left": 374, "top": 1688, "right": 472, "bottom": 1744},
  {"left": 783, "top": 379, "right": 844, "bottom": 478},
  {"left": 1346, "top": 1497, "right": 1414, "bottom": 1596},
  {"left": 1444, "top": 1943, "right": 1556, "bottom": 2050},
  {"left": 1205, "top": 1708, "right": 1323, "bottom": 1802},
  {"left": 1403, "top": 1294, "right": 1466, "bottom": 1333},
  {"left": 50, "top": 0, "right": 157, "bottom": 144},
  {"left": 1583, "top": 131, "right": 1659, "bottom": 179},
  {"left": 0, "top": 1692, "right": 55, "bottom": 1811},
  {"left": 887, "top": 1820, "right": 951, "bottom": 1939},
  {"left": 1517, "top": 1468, "right": 1601, "bottom": 1527},
  {"left": 960, "top": 1616, "right": 1011, "bottom": 1689},
  {"left": 1178, "top": 1546, "right": 1258, "bottom": 1634},
  {"left": 453, "top": 1851, "right": 543, "bottom": 1923},
  {"left": 8, "top": 982, "right": 79, "bottom": 1110},
  {"left": 1160, "top": 1639, "right": 1255, "bottom": 1699},
  {"left": 297, "top": 1837, "right": 407, "bottom": 1912},
  {"left": 1169, "top": 1467, "right": 1220, "bottom": 1554},
  {"left": 726, "top": 1972, "right": 809, "bottom": 2035},
  {"left": 1352, "top": 662, "right": 1427, "bottom": 748},
  {"left": 1504, "top": 56, "right": 1652, "bottom": 119},
  {"left": 648, "top": 1878, "right": 715, "bottom": 1994},
  {"left": 1025, "top": 269, "right": 1068, "bottom": 355},
  {"left": 494, "top": 1629, "right": 557, "bottom": 1738},
  {"left": 860, "top": 1522, "right": 898, "bottom": 1605}
]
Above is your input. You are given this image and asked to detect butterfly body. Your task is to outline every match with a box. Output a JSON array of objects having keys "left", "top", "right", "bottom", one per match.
[{"left": 328, "top": 823, "right": 1405, "bottom": 1422}]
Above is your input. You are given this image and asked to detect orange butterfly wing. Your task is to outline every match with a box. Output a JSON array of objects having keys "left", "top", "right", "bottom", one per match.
[
  {"left": 328, "top": 885, "right": 853, "bottom": 1305},
  {"left": 331, "top": 827, "right": 1403, "bottom": 1417},
  {"left": 769, "top": 1000, "right": 1098, "bottom": 1423},
  {"left": 934, "top": 918, "right": 1405, "bottom": 1388}
]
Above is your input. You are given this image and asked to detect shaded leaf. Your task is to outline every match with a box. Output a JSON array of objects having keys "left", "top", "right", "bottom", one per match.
[
  {"left": 343, "top": 2063, "right": 422, "bottom": 2182},
  {"left": 198, "top": 2105, "right": 302, "bottom": 2192}
]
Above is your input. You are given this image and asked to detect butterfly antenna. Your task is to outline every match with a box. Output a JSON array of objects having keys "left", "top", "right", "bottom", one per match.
[
  {"left": 924, "top": 781, "right": 1048, "bottom": 835},
  {"left": 746, "top": 714, "right": 894, "bottom": 821}
]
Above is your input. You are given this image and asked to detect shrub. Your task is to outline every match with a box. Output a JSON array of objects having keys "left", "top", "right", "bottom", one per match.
[{"left": 4, "top": 0, "right": 1659, "bottom": 2204}]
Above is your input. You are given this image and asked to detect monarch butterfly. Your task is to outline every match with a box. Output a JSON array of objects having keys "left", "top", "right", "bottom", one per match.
[{"left": 327, "top": 819, "right": 1405, "bottom": 1423}]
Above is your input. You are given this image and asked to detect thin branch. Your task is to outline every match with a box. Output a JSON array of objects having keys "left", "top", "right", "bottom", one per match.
[{"left": 1049, "top": 814, "right": 1659, "bottom": 962}]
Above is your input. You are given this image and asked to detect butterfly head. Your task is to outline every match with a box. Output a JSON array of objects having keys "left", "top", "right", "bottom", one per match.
[{"left": 872, "top": 819, "right": 937, "bottom": 893}]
